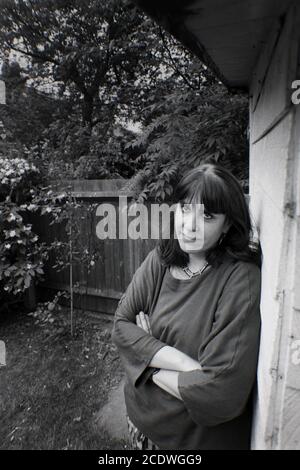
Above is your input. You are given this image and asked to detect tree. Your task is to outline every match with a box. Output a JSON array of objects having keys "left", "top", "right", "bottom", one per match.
[
  {"left": 0, "top": 0, "right": 249, "bottom": 188},
  {"left": 0, "top": 59, "right": 67, "bottom": 148},
  {"left": 0, "top": 0, "right": 165, "bottom": 129}
]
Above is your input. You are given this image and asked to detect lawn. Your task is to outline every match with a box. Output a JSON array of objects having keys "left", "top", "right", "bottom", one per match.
[{"left": 0, "top": 307, "right": 127, "bottom": 450}]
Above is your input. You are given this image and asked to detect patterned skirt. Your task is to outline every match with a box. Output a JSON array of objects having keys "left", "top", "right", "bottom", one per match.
[{"left": 126, "top": 415, "right": 160, "bottom": 450}]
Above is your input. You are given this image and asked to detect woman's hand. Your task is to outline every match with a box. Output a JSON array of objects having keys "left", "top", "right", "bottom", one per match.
[
  {"left": 136, "top": 311, "right": 152, "bottom": 335},
  {"left": 136, "top": 314, "right": 202, "bottom": 372}
]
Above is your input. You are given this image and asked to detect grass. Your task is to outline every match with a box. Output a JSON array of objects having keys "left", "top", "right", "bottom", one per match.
[{"left": 0, "top": 308, "right": 127, "bottom": 450}]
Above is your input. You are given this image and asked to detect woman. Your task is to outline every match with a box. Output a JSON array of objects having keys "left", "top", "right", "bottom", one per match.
[{"left": 112, "top": 163, "right": 262, "bottom": 450}]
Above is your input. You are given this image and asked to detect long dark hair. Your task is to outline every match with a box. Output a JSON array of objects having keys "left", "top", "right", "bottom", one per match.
[{"left": 157, "top": 163, "right": 262, "bottom": 269}]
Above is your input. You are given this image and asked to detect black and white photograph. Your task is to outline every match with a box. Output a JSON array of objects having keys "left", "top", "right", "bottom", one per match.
[{"left": 0, "top": 0, "right": 300, "bottom": 455}]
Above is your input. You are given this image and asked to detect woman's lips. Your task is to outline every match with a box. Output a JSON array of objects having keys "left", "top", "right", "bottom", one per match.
[
  {"left": 177, "top": 231, "right": 204, "bottom": 244},
  {"left": 180, "top": 232, "right": 196, "bottom": 241}
]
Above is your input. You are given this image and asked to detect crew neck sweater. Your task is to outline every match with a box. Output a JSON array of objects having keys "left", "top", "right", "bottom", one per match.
[{"left": 112, "top": 247, "right": 261, "bottom": 450}]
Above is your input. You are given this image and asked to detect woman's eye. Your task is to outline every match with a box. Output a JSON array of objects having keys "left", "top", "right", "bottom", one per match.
[
  {"left": 179, "top": 202, "right": 214, "bottom": 219},
  {"left": 180, "top": 203, "right": 213, "bottom": 219}
]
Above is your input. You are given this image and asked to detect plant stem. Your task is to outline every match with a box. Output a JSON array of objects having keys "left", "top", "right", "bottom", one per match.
[{"left": 69, "top": 210, "right": 73, "bottom": 337}]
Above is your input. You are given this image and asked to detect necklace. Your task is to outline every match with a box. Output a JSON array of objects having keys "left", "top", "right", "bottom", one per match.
[{"left": 181, "top": 261, "right": 209, "bottom": 279}]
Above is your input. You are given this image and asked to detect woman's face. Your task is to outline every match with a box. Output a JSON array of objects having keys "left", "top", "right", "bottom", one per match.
[{"left": 174, "top": 202, "right": 230, "bottom": 254}]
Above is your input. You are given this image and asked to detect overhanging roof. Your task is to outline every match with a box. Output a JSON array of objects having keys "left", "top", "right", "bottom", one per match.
[{"left": 134, "top": 0, "right": 293, "bottom": 89}]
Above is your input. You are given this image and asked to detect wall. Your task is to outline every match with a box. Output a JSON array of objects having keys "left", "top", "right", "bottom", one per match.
[{"left": 249, "top": 3, "right": 300, "bottom": 449}]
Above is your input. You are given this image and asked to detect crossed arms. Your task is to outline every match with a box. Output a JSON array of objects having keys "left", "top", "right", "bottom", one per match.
[{"left": 135, "top": 311, "right": 202, "bottom": 401}]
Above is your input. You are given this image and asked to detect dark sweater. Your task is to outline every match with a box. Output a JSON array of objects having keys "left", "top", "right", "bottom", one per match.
[{"left": 112, "top": 247, "right": 261, "bottom": 450}]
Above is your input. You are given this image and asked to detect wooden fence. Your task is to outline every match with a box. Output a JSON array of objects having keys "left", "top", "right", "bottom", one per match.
[{"left": 32, "top": 180, "right": 157, "bottom": 316}]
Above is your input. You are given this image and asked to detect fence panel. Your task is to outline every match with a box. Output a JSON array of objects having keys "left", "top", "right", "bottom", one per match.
[{"left": 32, "top": 180, "right": 157, "bottom": 315}]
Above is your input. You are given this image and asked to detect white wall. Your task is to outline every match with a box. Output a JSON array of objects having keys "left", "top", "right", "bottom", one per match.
[{"left": 249, "top": 3, "right": 300, "bottom": 449}]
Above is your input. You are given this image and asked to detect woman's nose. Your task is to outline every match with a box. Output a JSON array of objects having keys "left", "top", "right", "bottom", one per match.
[{"left": 183, "top": 211, "right": 198, "bottom": 232}]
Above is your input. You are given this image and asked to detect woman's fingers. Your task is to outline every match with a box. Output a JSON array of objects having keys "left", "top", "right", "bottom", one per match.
[
  {"left": 144, "top": 314, "right": 152, "bottom": 334},
  {"left": 138, "top": 311, "right": 148, "bottom": 331},
  {"left": 136, "top": 311, "right": 152, "bottom": 334}
]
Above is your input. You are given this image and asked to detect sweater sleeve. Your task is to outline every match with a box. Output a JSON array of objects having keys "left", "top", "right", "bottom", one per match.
[
  {"left": 111, "top": 248, "right": 166, "bottom": 388},
  {"left": 177, "top": 261, "right": 261, "bottom": 427}
]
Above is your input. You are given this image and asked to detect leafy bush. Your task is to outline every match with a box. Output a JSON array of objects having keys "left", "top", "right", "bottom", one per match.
[
  {"left": 126, "top": 85, "right": 249, "bottom": 202},
  {"left": 0, "top": 157, "right": 39, "bottom": 199},
  {"left": 0, "top": 157, "right": 47, "bottom": 302},
  {"left": 27, "top": 291, "right": 70, "bottom": 325},
  {"left": 28, "top": 118, "right": 144, "bottom": 181}
]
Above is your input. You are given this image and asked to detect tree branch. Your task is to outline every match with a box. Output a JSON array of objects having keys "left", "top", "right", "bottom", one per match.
[
  {"left": 158, "top": 26, "right": 199, "bottom": 91},
  {"left": 4, "top": 41, "right": 59, "bottom": 66}
]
